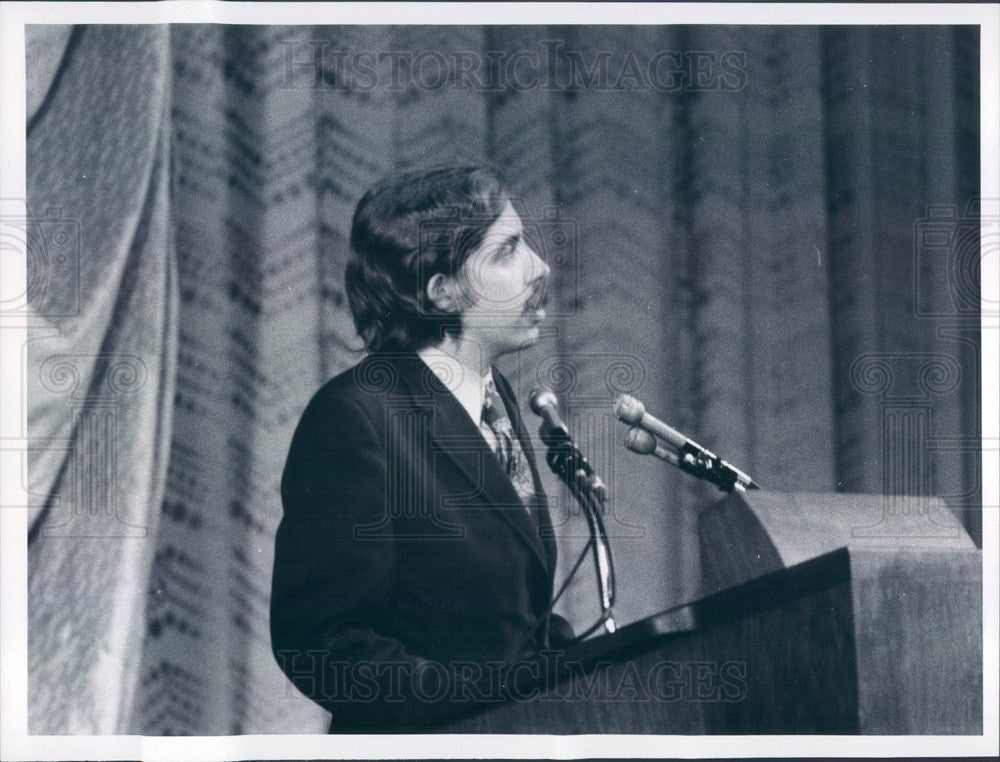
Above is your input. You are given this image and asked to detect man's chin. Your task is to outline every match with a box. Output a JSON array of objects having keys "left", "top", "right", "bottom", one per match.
[{"left": 491, "top": 327, "right": 543, "bottom": 358}]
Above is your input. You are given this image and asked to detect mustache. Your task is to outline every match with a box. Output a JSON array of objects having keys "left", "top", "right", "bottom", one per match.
[{"left": 523, "top": 280, "right": 549, "bottom": 311}]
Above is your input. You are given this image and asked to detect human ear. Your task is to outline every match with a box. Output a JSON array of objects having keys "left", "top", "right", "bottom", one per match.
[{"left": 425, "top": 273, "right": 461, "bottom": 312}]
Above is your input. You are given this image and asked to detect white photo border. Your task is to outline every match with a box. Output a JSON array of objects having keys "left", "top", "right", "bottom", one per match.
[{"left": 1, "top": 2, "right": 997, "bottom": 759}]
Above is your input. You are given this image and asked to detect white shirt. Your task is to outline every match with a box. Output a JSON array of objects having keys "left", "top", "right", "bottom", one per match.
[
  {"left": 417, "top": 347, "right": 531, "bottom": 509},
  {"left": 416, "top": 345, "right": 495, "bottom": 432}
]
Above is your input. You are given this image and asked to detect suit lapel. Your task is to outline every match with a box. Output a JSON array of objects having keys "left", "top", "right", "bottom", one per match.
[{"left": 391, "top": 352, "right": 550, "bottom": 574}]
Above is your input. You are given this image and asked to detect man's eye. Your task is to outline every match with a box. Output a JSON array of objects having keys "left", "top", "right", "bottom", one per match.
[{"left": 494, "top": 242, "right": 516, "bottom": 261}]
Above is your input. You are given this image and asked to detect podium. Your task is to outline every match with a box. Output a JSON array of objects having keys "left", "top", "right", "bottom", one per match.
[{"left": 436, "top": 492, "right": 982, "bottom": 734}]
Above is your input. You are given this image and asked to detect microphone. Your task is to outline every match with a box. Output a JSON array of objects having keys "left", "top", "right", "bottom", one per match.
[
  {"left": 530, "top": 385, "right": 604, "bottom": 492},
  {"left": 624, "top": 427, "right": 679, "bottom": 466},
  {"left": 529, "top": 386, "right": 570, "bottom": 443},
  {"left": 614, "top": 394, "right": 687, "bottom": 450},
  {"left": 615, "top": 394, "right": 759, "bottom": 491}
]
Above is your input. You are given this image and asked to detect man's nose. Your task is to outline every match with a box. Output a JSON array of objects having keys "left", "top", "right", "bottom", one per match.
[{"left": 528, "top": 246, "right": 551, "bottom": 280}]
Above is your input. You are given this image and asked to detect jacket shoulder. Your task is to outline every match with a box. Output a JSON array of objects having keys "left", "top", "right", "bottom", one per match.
[
  {"left": 281, "top": 356, "right": 390, "bottom": 492},
  {"left": 305, "top": 354, "right": 399, "bottom": 414},
  {"left": 295, "top": 351, "right": 434, "bottom": 433}
]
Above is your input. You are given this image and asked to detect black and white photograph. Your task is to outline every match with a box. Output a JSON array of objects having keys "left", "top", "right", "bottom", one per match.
[{"left": 0, "top": 1, "right": 997, "bottom": 759}]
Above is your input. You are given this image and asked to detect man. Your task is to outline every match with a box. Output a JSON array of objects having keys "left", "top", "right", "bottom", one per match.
[{"left": 270, "top": 165, "right": 573, "bottom": 732}]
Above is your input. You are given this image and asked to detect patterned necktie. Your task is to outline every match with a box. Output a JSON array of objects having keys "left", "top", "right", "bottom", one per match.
[{"left": 480, "top": 378, "right": 535, "bottom": 514}]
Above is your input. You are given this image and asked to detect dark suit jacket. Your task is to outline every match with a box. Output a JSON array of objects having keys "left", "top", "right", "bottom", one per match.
[{"left": 270, "top": 350, "right": 571, "bottom": 732}]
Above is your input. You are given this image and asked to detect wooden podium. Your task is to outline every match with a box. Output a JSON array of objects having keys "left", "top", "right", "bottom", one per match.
[{"left": 436, "top": 491, "right": 982, "bottom": 734}]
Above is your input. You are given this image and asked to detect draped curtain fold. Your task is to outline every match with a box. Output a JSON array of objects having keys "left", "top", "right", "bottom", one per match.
[
  {"left": 25, "top": 23, "right": 980, "bottom": 735},
  {"left": 26, "top": 25, "right": 177, "bottom": 733}
]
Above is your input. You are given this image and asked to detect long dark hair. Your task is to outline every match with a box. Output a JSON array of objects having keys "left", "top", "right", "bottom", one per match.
[{"left": 345, "top": 165, "right": 508, "bottom": 353}]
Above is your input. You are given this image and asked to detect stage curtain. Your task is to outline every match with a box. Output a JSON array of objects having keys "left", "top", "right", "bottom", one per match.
[
  {"left": 26, "top": 25, "right": 177, "bottom": 733},
  {"left": 25, "top": 24, "right": 980, "bottom": 734}
]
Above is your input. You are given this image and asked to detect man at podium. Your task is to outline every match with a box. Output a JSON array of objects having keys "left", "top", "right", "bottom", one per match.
[{"left": 270, "top": 165, "right": 573, "bottom": 732}]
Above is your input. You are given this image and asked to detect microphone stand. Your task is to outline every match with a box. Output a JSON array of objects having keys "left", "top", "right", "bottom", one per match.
[
  {"left": 540, "top": 428, "right": 617, "bottom": 637},
  {"left": 673, "top": 442, "right": 758, "bottom": 493}
]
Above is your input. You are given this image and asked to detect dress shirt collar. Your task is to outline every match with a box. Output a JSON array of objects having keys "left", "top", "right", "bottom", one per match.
[{"left": 416, "top": 345, "right": 494, "bottom": 427}]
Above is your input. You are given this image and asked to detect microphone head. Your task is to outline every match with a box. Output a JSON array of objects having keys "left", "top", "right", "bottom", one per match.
[
  {"left": 529, "top": 385, "right": 558, "bottom": 416},
  {"left": 624, "top": 426, "right": 658, "bottom": 455},
  {"left": 614, "top": 394, "right": 645, "bottom": 425}
]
